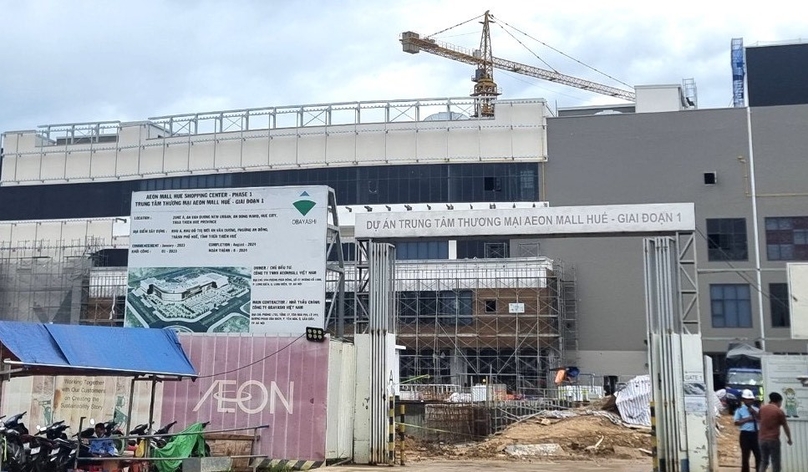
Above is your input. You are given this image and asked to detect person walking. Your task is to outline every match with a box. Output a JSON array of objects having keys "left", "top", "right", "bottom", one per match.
[
  {"left": 734, "top": 389, "right": 760, "bottom": 472},
  {"left": 758, "top": 392, "right": 793, "bottom": 472}
]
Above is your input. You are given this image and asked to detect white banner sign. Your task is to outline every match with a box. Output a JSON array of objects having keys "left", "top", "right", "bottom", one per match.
[
  {"left": 761, "top": 355, "right": 808, "bottom": 419},
  {"left": 789, "top": 263, "right": 808, "bottom": 339},
  {"left": 125, "top": 186, "right": 328, "bottom": 335},
  {"left": 355, "top": 203, "right": 695, "bottom": 238},
  {"left": 0, "top": 375, "right": 160, "bottom": 433}
]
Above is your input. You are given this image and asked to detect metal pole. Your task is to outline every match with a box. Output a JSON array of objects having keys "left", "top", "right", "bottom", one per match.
[
  {"left": 0, "top": 346, "right": 4, "bottom": 423},
  {"left": 650, "top": 401, "right": 659, "bottom": 472},
  {"left": 249, "top": 425, "right": 269, "bottom": 458},
  {"left": 398, "top": 402, "right": 406, "bottom": 465},
  {"left": 84, "top": 424, "right": 271, "bottom": 442},
  {"left": 746, "top": 107, "right": 767, "bottom": 351},
  {"left": 0, "top": 348, "right": 3, "bottom": 472},
  {"left": 703, "top": 355, "right": 719, "bottom": 471},
  {"left": 75, "top": 416, "right": 86, "bottom": 472},
  {"left": 146, "top": 377, "right": 157, "bottom": 458},
  {"left": 387, "top": 395, "right": 395, "bottom": 465},
  {"left": 126, "top": 377, "right": 136, "bottom": 432}
]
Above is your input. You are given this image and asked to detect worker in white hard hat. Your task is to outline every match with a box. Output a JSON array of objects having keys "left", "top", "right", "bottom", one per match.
[{"left": 734, "top": 388, "right": 760, "bottom": 472}]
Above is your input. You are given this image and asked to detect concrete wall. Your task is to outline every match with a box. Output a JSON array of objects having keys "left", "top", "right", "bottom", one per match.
[
  {"left": 535, "top": 236, "right": 648, "bottom": 377},
  {"left": 543, "top": 105, "right": 808, "bottom": 371},
  {"left": 1, "top": 99, "right": 548, "bottom": 186}
]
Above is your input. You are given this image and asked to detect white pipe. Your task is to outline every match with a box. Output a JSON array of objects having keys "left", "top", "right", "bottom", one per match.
[{"left": 746, "top": 107, "right": 766, "bottom": 351}]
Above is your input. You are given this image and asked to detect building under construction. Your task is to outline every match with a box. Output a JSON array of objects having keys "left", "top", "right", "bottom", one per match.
[
  {"left": 9, "top": 60, "right": 808, "bottom": 379},
  {"left": 0, "top": 240, "right": 93, "bottom": 325},
  {"left": 392, "top": 257, "right": 576, "bottom": 394},
  {"left": 0, "top": 244, "right": 130, "bottom": 327},
  {"left": 0, "top": 221, "right": 577, "bottom": 400},
  {"left": 0, "top": 219, "right": 129, "bottom": 327}
]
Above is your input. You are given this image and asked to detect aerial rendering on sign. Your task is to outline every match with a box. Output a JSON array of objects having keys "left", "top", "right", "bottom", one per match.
[{"left": 125, "top": 266, "right": 251, "bottom": 332}]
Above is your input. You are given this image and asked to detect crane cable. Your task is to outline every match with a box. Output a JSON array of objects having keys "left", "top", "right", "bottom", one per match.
[
  {"left": 427, "top": 13, "right": 485, "bottom": 39},
  {"left": 493, "top": 21, "right": 558, "bottom": 73},
  {"left": 492, "top": 14, "right": 633, "bottom": 89}
]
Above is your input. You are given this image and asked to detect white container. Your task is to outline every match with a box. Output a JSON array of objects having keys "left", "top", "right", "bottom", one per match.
[{"left": 471, "top": 385, "right": 488, "bottom": 402}]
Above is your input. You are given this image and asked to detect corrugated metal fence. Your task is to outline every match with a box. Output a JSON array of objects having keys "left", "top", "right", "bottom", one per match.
[{"left": 783, "top": 420, "right": 808, "bottom": 471}]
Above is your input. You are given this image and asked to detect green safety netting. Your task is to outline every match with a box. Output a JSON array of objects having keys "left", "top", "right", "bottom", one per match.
[{"left": 150, "top": 422, "right": 208, "bottom": 472}]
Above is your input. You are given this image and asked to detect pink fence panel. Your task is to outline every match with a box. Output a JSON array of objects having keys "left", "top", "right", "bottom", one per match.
[{"left": 161, "top": 334, "right": 329, "bottom": 461}]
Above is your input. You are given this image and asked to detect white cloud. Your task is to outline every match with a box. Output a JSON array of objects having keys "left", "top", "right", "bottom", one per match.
[{"left": 1, "top": 0, "right": 806, "bottom": 132}]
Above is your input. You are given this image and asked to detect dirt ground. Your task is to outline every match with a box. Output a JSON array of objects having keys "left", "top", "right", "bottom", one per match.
[
  {"left": 715, "top": 412, "right": 741, "bottom": 468},
  {"left": 391, "top": 407, "right": 742, "bottom": 469},
  {"left": 457, "top": 415, "right": 652, "bottom": 461},
  {"left": 332, "top": 460, "right": 741, "bottom": 471},
  {"left": 332, "top": 459, "right": 651, "bottom": 471}
]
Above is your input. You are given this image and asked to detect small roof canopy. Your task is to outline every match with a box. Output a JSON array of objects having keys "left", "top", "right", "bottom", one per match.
[
  {"left": 0, "top": 321, "right": 197, "bottom": 379},
  {"left": 727, "top": 342, "right": 767, "bottom": 360}
]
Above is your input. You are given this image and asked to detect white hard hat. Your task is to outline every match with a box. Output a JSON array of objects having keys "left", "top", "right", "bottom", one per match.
[{"left": 741, "top": 389, "right": 755, "bottom": 400}]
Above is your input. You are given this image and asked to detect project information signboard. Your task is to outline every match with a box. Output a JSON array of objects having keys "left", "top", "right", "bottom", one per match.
[
  {"left": 125, "top": 186, "right": 328, "bottom": 335},
  {"left": 355, "top": 202, "right": 696, "bottom": 239}
]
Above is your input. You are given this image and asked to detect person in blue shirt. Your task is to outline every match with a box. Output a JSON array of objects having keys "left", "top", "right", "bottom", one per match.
[
  {"left": 89, "top": 423, "right": 118, "bottom": 457},
  {"left": 734, "top": 389, "right": 760, "bottom": 472}
]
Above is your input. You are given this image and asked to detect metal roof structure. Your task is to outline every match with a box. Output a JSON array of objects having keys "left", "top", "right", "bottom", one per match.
[{"left": 0, "top": 321, "right": 197, "bottom": 378}]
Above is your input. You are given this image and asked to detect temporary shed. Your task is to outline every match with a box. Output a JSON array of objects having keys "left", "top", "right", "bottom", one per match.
[
  {"left": 0, "top": 321, "right": 197, "bottom": 379},
  {"left": 0, "top": 320, "right": 197, "bottom": 429}
]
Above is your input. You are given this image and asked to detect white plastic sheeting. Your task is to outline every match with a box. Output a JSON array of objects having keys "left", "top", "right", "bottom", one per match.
[
  {"left": 615, "top": 374, "right": 723, "bottom": 427},
  {"left": 615, "top": 375, "right": 653, "bottom": 426}
]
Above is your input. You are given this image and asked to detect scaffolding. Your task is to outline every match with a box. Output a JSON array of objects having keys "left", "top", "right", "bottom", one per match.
[
  {"left": 327, "top": 254, "right": 578, "bottom": 398},
  {"left": 1, "top": 237, "right": 578, "bottom": 401},
  {"left": 0, "top": 239, "right": 126, "bottom": 326},
  {"left": 83, "top": 267, "right": 127, "bottom": 326},
  {"left": 393, "top": 257, "right": 575, "bottom": 396}
]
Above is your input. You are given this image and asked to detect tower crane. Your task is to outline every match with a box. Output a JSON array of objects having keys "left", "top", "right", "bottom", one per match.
[{"left": 401, "top": 11, "right": 636, "bottom": 117}]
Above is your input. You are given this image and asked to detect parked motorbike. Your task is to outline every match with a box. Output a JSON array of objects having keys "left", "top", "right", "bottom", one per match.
[
  {"left": 0, "top": 416, "right": 214, "bottom": 472},
  {"left": 36, "top": 421, "right": 69, "bottom": 440},
  {"left": 28, "top": 420, "right": 71, "bottom": 472},
  {"left": 3, "top": 411, "right": 29, "bottom": 435},
  {"left": 47, "top": 437, "right": 79, "bottom": 472},
  {"left": 128, "top": 420, "right": 177, "bottom": 450},
  {"left": 0, "top": 412, "right": 31, "bottom": 472}
]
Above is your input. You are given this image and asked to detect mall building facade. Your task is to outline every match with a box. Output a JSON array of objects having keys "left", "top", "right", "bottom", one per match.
[{"left": 2, "top": 43, "right": 808, "bottom": 387}]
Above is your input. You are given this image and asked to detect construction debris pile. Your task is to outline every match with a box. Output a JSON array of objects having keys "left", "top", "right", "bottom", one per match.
[
  {"left": 402, "top": 399, "right": 743, "bottom": 466},
  {"left": 406, "top": 408, "right": 653, "bottom": 461}
]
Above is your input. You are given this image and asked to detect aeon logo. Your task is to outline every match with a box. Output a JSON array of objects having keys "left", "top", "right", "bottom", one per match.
[{"left": 193, "top": 380, "right": 294, "bottom": 415}]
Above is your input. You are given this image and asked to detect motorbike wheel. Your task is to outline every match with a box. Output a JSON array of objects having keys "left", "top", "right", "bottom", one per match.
[{"left": 4, "top": 443, "right": 25, "bottom": 472}]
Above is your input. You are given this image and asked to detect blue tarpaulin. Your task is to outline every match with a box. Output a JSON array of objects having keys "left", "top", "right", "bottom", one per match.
[{"left": 0, "top": 321, "right": 197, "bottom": 378}]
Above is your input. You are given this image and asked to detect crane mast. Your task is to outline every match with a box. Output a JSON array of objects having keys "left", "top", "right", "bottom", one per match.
[
  {"left": 401, "top": 13, "right": 636, "bottom": 115},
  {"left": 470, "top": 11, "right": 500, "bottom": 117}
]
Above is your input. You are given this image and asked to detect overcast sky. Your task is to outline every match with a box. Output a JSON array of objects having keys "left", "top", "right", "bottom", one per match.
[{"left": 1, "top": 1, "right": 806, "bottom": 133}]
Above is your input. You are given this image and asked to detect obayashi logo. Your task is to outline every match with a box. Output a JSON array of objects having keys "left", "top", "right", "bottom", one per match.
[
  {"left": 292, "top": 191, "right": 316, "bottom": 216},
  {"left": 291, "top": 192, "right": 318, "bottom": 225}
]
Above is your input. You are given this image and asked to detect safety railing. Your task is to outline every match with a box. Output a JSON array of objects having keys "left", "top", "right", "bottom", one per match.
[{"left": 146, "top": 97, "right": 480, "bottom": 137}]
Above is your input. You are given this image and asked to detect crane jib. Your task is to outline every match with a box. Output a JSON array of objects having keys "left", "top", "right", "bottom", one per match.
[{"left": 400, "top": 26, "right": 636, "bottom": 103}]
